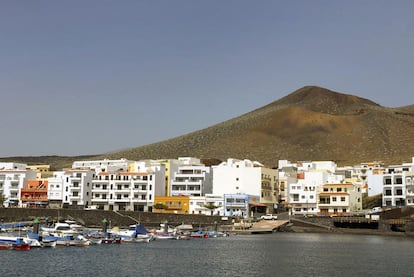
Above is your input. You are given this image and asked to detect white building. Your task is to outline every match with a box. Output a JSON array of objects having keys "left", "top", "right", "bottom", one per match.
[
  {"left": 72, "top": 158, "right": 132, "bottom": 173},
  {"left": 382, "top": 157, "right": 414, "bottom": 207},
  {"left": 212, "top": 158, "right": 278, "bottom": 214},
  {"left": 0, "top": 163, "right": 36, "bottom": 207},
  {"left": 62, "top": 169, "right": 94, "bottom": 208},
  {"left": 170, "top": 158, "right": 212, "bottom": 197},
  {"left": 91, "top": 170, "right": 163, "bottom": 212},
  {"left": 282, "top": 160, "right": 342, "bottom": 215},
  {"left": 405, "top": 172, "right": 414, "bottom": 206},
  {"left": 189, "top": 194, "right": 224, "bottom": 216},
  {"left": 317, "top": 183, "right": 363, "bottom": 215},
  {"left": 47, "top": 171, "right": 65, "bottom": 208},
  {"left": 382, "top": 171, "right": 407, "bottom": 207}
]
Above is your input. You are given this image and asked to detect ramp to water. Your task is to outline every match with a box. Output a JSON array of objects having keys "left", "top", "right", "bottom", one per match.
[{"left": 233, "top": 220, "right": 289, "bottom": 234}]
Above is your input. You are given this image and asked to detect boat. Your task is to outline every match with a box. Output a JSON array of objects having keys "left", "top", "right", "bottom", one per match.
[
  {"left": 41, "top": 222, "right": 79, "bottom": 236},
  {"left": 27, "top": 231, "right": 58, "bottom": 247},
  {"left": 12, "top": 237, "right": 31, "bottom": 251},
  {"left": 101, "top": 237, "right": 122, "bottom": 244},
  {"left": 153, "top": 232, "right": 179, "bottom": 240},
  {"left": 64, "top": 220, "right": 86, "bottom": 233},
  {"left": 0, "top": 242, "right": 12, "bottom": 250},
  {"left": 190, "top": 230, "right": 209, "bottom": 238},
  {"left": 114, "top": 224, "right": 153, "bottom": 243},
  {"left": 41, "top": 239, "right": 57, "bottom": 248}
]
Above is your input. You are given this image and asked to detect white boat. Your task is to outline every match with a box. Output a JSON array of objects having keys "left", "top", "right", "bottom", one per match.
[
  {"left": 41, "top": 222, "right": 79, "bottom": 236},
  {"left": 0, "top": 236, "right": 34, "bottom": 246},
  {"left": 41, "top": 240, "right": 57, "bottom": 248},
  {"left": 113, "top": 224, "right": 153, "bottom": 242}
]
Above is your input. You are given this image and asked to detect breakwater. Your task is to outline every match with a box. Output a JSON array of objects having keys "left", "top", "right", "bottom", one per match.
[{"left": 0, "top": 208, "right": 225, "bottom": 229}]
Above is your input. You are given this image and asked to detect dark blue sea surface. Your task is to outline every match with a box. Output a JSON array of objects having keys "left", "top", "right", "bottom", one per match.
[{"left": 1, "top": 233, "right": 413, "bottom": 277}]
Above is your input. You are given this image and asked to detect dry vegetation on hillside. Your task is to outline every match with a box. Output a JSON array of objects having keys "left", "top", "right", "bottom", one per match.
[{"left": 2, "top": 86, "right": 414, "bottom": 169}]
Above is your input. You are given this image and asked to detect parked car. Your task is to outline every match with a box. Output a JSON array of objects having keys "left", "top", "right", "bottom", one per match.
[
  {"left": 370, "top": 207, "right": 383, "bottom": 214},
  {"left": 260, "top": 214, "right": 278, "bottom": 220}
]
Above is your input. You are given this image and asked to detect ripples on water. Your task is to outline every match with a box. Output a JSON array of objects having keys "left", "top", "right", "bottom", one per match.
[{"left": 1, "top": 233, "right": 413, "bottom": 277}]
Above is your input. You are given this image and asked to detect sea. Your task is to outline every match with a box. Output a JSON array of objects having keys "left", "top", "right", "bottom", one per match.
[{"left": 1, "top": 233, "right": 413, "bottom": 277}]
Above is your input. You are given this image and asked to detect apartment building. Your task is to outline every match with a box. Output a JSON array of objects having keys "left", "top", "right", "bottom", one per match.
[
  {"left": 213, "top": 158, "right": 278, "bottom": 214},
  {"left": 405, "top": 172, "right": 414, "bottom": 206},
  {"left": 62, "top": 169, "right": 94, "bottom": 208},
  {"left": 72, "top": 158, "right": 132, "bottom": 173},
  {"left": 47, "top": 171, "right": 65, "bottom": 208},
  {"left": 282, "top": 160, "right": 343, "bottom": 215},
  {"left": 20, "top": 180, "right": 49, "bottom": 207},
  {"left": 317, "top": 183, "right": 362, "bottom": 215},
  {"left": 91, "top": 171, "right": 160, "bottom": 212},
  {"left": 188, "top": 194, "right": 224, "bottom": 216},
  {"left": 170, "top": 157, "right": 212, "bottom": 197},
  {"left": 0, "top": 162, "right": 37, "bottom": 207}
]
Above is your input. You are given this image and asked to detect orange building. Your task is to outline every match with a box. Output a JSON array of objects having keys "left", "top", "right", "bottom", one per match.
[
  {"left": 153, "top": 195, "right": 190, "bottom": 214},
  {"left": 21, "top": 180, "right": 49, "bottom": 207}
]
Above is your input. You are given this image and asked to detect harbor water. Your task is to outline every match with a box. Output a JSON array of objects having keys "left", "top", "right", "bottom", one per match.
[{"left": 1, "top": 233, "right": 413, "bottom": 277}]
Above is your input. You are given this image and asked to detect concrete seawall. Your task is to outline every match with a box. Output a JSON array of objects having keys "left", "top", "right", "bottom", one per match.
[{"left": 0, "top": 208, "right": 226, "bottom": 229}]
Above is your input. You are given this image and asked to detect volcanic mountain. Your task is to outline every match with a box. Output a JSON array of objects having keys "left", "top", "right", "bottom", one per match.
[
  {"left": 98, "top": 86, "right": 414, "bottom": 167},
  {"left": 2, "top": 86, "right": 414, "bottom": 169}
]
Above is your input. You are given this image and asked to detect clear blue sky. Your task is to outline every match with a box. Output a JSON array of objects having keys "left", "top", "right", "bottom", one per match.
[{"left": 1, "top": 0, "right": 413, "bottom": 157}]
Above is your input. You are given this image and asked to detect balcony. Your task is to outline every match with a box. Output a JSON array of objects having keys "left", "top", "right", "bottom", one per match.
[
  {"left": 174, "top": 173, "right": 205, "bottom": 178},
  {"left": 91, "top": 198, "right": 108, "bottom": 203},
  {"left": 22, "top": 196, "right": 48, "bottom": 202},
  {"left": 318, "top": 199, "right": 331, "bottom": 205},
  {"left": 113, "top": 198, "right": 131, "bottom": 203},
  {"left": 91, "top": 187, "right": 108, "bottom": 193},
  {"left": 113, "top": 188, "right": 130, "bottom": 193}
]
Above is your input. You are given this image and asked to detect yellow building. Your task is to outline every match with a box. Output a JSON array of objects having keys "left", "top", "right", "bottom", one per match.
[
  {"left": 26, "top": 164, "right": 51, "bottom": 178},
  {"left": 153, "top": 195, "right": 190, "bottom": 214}
]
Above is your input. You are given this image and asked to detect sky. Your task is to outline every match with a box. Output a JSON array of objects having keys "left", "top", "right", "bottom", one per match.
[{"left": 1, "top": 0, "right": 413, "bottom": 157}]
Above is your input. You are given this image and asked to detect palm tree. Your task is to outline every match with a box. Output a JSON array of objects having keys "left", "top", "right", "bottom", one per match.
[
  {"left": 153, "top": 203, "right": 168, "bottom": 210},
  {"left": 203, "top": 202, "right": 220, "bottom": 216}
]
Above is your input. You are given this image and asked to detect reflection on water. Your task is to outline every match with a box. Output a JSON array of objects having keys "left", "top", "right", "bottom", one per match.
[{"left": 1, "top": 233, "right": 413, "bottom": 277}]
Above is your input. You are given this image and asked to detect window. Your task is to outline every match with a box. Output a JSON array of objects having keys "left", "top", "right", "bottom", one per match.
[
  {"left": 332, "top": 197, "right": 337, "bottom": 202},
  {"left": 395, "top": 176, "right": 403, "bottom": 184},
  {"left": 341, "top": 197, "right": 346, "bottom": 202}
]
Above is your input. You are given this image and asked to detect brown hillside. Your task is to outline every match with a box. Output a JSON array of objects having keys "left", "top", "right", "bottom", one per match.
[
  {"left": 97, "top": 86, "right": 414, "bottom": 167},
  {"left": 2, "top": 86, "right": 414, "bottom": 169}
]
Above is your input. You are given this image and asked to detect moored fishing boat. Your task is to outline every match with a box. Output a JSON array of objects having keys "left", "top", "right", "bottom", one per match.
[
  {"left": 12, "top": 237, "right": 31, "bottom": 251},
  {"left": 0, "top": 242, "right": 12, "bottom": 250}
]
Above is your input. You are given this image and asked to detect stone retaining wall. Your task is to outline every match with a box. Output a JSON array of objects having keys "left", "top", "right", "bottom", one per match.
[{"left": 0, "top": 208, "right": 226, "bottom": 229}]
